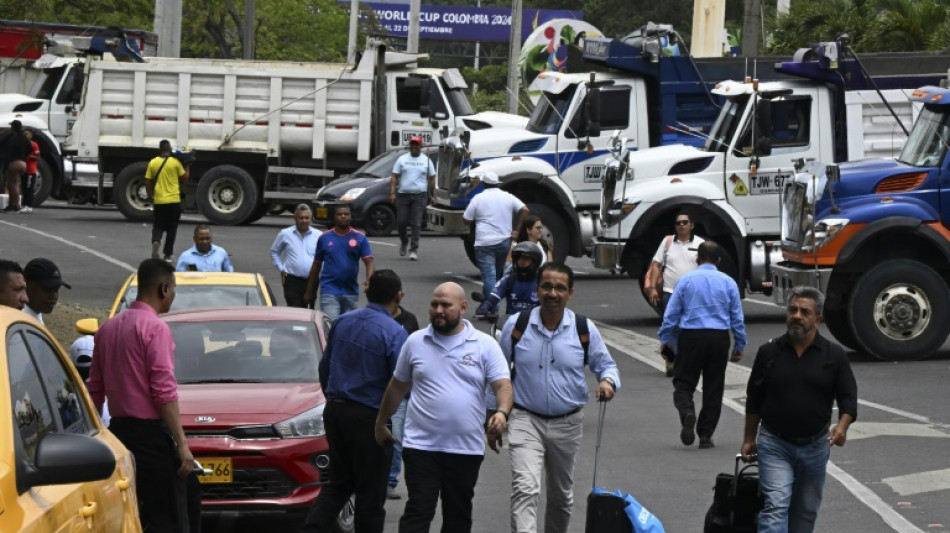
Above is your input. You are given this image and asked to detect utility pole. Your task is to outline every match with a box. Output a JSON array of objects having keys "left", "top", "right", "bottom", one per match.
[
  {"left": 506, "top": 0, "right": 522, "bottom": 114},
  {"left": 347, "top": 0, "right": 359, "bottom": 61},
  {"left": 154, "top": 0, "right": 182, "bottom": 58},
  {"left": 407, "top": 0, "right": 421, "bottom": 53},
  {"left": 741, "top": 0, "right": 762, "bottom": 57},
  {"left": 243, "top": 0, "right": 255, "bottom": 60},
  {"left": 691, "top": 0, "right": 726, "bottom": 58}
]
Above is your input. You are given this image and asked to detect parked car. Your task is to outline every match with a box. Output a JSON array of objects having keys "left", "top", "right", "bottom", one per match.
[
  {"left": 164, "top": 306, "right": 351, "bottom": 531},
  {"left": 108, "top": 271, "right": 275, "bottom": 317},
  {"left": 313, "top": 146, "right": 439, "bottom": 236},
  {"left": 0, "top": 307, "right": 143, "bottom": 533}
]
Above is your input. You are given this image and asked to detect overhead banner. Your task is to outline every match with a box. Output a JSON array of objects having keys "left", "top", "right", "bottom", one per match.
[{"left": 361, "top": 3, "right": 583, "bottom": 42}]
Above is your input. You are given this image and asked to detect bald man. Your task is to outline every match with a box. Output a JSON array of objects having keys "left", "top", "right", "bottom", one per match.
[{"left": 375, "top": 282, "right": 513, "bottom": 533}]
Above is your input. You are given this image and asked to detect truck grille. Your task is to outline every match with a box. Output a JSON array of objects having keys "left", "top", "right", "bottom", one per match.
[
  {"left": 437, "top": 145, "right": 464, "bottom": 192},
  {"left": 200, "top": 467, "right": 297, "bottom": 500},
  {"left": 781, "top": 178, "right": 816, "bottom": 250}
]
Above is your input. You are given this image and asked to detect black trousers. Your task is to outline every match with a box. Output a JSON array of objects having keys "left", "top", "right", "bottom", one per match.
[
  {"left": 399, "top": 448, "right": 484, "bottom": 533},
  {"left": 109, "top": 417, "right": 189, "bottom": 533},
  {"left": 152, "top": 202, "right": 182, "bottom": 257},
  {"left": 20, "top": 172, "right": 34, "bottom": 207},
  {"left": 283, "top": 274, "right": 314, "bottom": 308},
  {"left": 673, "top": 328, "right": 731, "bottom": 439},
  {"left": 300, "top": 400, "right": 392, "bottom": 533}
]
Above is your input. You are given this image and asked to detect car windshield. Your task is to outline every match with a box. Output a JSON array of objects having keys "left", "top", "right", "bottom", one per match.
[
  {"left": 170, "top": 321, "right": 321, "bottom": 384},
  {"left": 897, "top": 105, "right": 950, "bottom": 167},
  {"left": 526, "top": 86, "right": 577, "bottom": 134},
  {"left": 703, "top": 95, "right": 750, "bottom": 153},
  {"left": 118, "top": 284, "right": 266, "bottom": 313}
]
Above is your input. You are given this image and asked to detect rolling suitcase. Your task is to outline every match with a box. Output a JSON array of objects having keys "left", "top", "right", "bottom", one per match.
[
  {"left": 585, "top": 400, "right": 664, "bottom": 533},
  {"left": 703, "top": 454, "right": 764, "bottom": 532}
]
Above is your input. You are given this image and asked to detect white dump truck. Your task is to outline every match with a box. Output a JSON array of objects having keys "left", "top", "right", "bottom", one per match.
[{"left": 62, "top": 42, "right": 524, "bottom": 224}]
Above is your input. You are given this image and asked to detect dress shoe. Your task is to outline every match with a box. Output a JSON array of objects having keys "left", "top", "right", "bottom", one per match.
[
  {"left": 680, "top": 412, "right": 696, "bottom": 446},
  {"left": 699, "top": 437, "right": 715, "bottom": 449}
]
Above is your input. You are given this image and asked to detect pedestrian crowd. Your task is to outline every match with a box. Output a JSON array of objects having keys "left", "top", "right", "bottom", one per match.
[{"left": 0, "top": 160, "right": 858, "bottom": 533}]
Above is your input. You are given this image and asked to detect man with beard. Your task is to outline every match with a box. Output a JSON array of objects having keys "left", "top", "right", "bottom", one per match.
[
  {"left": 497, "top": 263, "right": 619, "bottom": 533},
  {"left": 374, "top": 282, "right": 513, "bottom": 533},
  {"left": 304, "top": 204, "right": 375, "bottom": 320},
  {"left": 176, "top": 225, "right": 234, "bottom": 272},
  {"left": 0, "top": 259, "right": 28, "bottom": 310},
  {"left": 741, "top": 286, "right": 857, "bottom": 533},
  {"left": 475, "top": 241, "right": 542, "bottom": 317},
  {"left": 22, "top": 258, "right": 71, "bottom": 324},
  {"left": 658, "top": 240, "right": 745, "bottom": 449}
]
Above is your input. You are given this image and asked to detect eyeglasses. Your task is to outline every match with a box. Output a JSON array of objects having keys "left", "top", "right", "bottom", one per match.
[
  {"left": 675, "top": 220, "right": 691, "bottom": 226},
  {"left": 538, "top": 283, "right": 570, "bottom": 294}
]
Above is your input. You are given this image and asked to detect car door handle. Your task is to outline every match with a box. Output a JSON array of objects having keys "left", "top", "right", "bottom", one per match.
[{"left": 80, "top": 502, "right": 98, "bottom": 518}]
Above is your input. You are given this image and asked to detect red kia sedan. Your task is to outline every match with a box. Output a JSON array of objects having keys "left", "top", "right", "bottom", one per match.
[{"left": 164, "top": 306, "right": 351, "bottom": 530}]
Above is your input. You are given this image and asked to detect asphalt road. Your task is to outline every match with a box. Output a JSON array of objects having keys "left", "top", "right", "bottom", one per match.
[{"left": 1, "top": 203, "right": 948, "bottom": 532}]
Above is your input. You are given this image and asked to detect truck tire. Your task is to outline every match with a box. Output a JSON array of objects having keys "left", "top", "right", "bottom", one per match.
[
  {"left": 823, "top": 305, "right": 861, "bottom": 351},
  {"left": 114, "top": 162, "right": 153, "bottom": 222},
  {"left": 243, "top": 203, "right": 271, "bottom": 224},
  {"left": 364, "top": 204, "right": 396, "bottom": 236},
  {"left": 525, "top": 202, "right": 568, "bottom": 263},
  {"left": 849, "top": 259, "right": 950, "bottom": 361},
  {"left": 197, "top": 165, "right": 259, "bottom": 226},
  {"left": 31, "top": 158, "right": 54, "bottom": 207}
]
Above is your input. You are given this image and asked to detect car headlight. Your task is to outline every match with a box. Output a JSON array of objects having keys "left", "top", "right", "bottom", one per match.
[
  {"left": 803, "top": 218, "right": 849, "bottom": 250},
  {"left": 274, "top": 403, "right": 325, "bottom": 438},
  {"left": 340, "top": 187, "right": 366, "bottom": 201}
]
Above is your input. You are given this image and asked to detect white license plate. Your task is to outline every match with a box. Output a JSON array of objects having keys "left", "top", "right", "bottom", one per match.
[
  {"left": 748, "top": 172, "right": 792, "bottom": 195},
  {"left": 401, "top": 131, "right": 432, "bottom": 144}
]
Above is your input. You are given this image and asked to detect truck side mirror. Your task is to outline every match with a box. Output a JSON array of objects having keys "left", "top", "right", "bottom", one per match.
[
  {"left": 587, "top": 87, "right": 602, "bottom": 138},
  {"left": 756, "top": 137, "right": 773, "bottom": 156},
  {"left": 419, "top": 79, "right": 432, "bottom": 118}
]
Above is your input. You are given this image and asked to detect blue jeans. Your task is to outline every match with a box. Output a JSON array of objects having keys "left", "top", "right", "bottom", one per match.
[
  {"left": 389, "top": 399, "right": 408, "bottom": 488},
  {"left": 319, "top": 293, "right": 359, "bottom": 321},
  {"left": 756, "top": 425, "right": 831, "bottom": 533},
  {"left": 474, "top": 239, "right": 510, "bottom": 297}
]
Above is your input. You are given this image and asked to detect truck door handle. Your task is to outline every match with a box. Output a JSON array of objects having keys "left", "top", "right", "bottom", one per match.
[{"left": 80, "top": 502, "right": 98, "bottom": 518}]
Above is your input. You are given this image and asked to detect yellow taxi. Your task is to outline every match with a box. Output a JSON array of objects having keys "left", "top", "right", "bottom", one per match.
[
  {"left": 107, "top": 271, "right": 275, "bottom": 317},
  {"left": 0, "top": 306, "right": 142, "bottom": 532}
]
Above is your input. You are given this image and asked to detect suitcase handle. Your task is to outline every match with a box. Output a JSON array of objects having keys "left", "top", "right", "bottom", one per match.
[{"left": 591, "top": 399, "right": 607, "bottom": 490}]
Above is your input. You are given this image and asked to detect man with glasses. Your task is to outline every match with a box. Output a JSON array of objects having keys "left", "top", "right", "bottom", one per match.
[{"left": 497, "top": 263, "right": 620, "bottom": 533}]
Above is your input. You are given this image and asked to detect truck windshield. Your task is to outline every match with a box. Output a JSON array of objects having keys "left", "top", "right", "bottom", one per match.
[
  {"left": 703, "top": 95, "right": 749, "bottom": 153},
  {"left": 31, "top": 66, "right": 67, "bottom": 100},
  {"left": 443, "top": 84, "right": 474, "bottom": 116},
  {"left": 526, "top": 86, "right": 577, "bottom": 135},
  {"left": 897, "top": 105, "right": 950, "bottom": 168}
]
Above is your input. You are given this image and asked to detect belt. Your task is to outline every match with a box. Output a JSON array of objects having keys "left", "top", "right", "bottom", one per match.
[
  {"left": 763, "top": 423, "right": 828, "bottom": 446},
  {"left": 513, "top": 403, "right": 582, "bottom": 420}
]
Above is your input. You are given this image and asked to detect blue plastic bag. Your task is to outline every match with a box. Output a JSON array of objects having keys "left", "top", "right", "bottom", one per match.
[{"left": 591, "top": 487, "right": 666, "bottom": 533}]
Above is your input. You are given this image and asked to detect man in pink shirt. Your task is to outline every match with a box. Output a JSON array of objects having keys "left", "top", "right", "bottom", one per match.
[{"left": 87, "top": 258, "right": 194, "bottom": 533}]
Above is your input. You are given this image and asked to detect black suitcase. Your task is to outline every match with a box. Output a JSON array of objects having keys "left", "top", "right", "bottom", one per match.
[
  {"left": 585, "top": 401, "right": 634, "bottom": 533},
  {"left": 703, "top": 454, "right": 764, "bottom": 532}
]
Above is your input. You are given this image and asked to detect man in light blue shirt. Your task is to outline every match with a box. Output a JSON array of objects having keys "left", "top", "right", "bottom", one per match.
[
  {"left": 498, "top": 263, "right": 619, "bottom": 533},
  {"left": 269, "top": 204, "right": 318, "bottom": 307},
  {"left": 175, "top": 225, "right": 233, "bottom": 272},
  {"left": 658, "top": 240, "right": 745, "bottom": 450},
  {"left": 389, "top": 136, "right": 436, "bottom": 261}
]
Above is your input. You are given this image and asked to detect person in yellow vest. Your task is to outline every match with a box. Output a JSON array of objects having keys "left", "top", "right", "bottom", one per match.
[{"left": 146, "top": 140, "right": 190, "bottom": 261}]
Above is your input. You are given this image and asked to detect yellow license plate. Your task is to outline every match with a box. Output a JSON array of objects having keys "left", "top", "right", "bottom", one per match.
[
  {"left": 315, "top": 206, "right": 328, "bottom": 219},
  {"left": 197, "top": 457, "right": 232, "bottom": 484}
]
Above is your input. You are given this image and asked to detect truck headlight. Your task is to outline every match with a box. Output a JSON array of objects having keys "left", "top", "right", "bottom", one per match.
[
  {"left": 274, "top": 404, "right": 325, "bottom": 438},
  {"left": 340, "top": 187, "right": 366, "bottom": 201},
  {"left": 803, "top": 218, "right": 849, "bottom": 250},
  {"left": 603, "top": 197, "right": 641, "bottom": 226}
]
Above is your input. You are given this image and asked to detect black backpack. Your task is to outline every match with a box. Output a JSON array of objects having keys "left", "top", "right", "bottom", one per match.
[{"left": 509, "top": 310, "right": 589, "bottom": 381}]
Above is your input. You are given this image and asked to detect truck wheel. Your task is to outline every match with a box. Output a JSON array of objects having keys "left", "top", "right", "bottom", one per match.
[
  {"left": 243, "top": 203, "right": 270, "bottom": 224},
  {"left": 364, "top": 204, "right": 396, "bottom": 236},
  {"left": 31, "top": 158, "right": 55, "bottom": 207},
  {"left": 849, "top": 259, "right": 950, "bottom": 361},
  {"left": 197, "top": 165, "right": 259, "bottom": 226},
  {"left": 114, "top": 162, "right": 153, "bottom": 222},
  {"left": 823, "top": 305, "right": 861, "bottom": 351},
  {"left": 525, "top": 203, "right": 568, "bottom": 263}
]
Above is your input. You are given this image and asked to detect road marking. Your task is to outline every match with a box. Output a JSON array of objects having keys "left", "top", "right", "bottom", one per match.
[
  {"left": 848, "top": 422, "right": 950, "bottom": 441},
  {"left": 0, "top": 220, "right": 136, "bottom": 273},
  {"left": 882, "top": 469, "right": 950, "bottom": 496},
  {"left": 595, "top": 322, "right": 926, "bottom": 533},
  {"left": 745, "top": 297, "right": 782, "bottom": 308}
]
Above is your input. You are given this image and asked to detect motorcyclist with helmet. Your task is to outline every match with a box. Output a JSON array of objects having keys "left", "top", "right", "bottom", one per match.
[{"left": 475, "top": 241, "right": 543, "bottom": 317}]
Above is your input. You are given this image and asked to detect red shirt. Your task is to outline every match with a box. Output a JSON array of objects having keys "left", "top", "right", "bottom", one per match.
[
  {"left": 25, "top": 141, "right": 39, "bottom": 174},
  {"left": 87, "top": 301, "right": 179, "bottom": 419}
]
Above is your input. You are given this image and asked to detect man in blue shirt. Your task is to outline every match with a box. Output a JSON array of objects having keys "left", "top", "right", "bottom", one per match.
[
  {"left": 301, "top": 270, "right": 408, "bottom": 533},
  {"left": 659, "top": 240, "right": 746, "bottom": 449},
  {"left": 304, "top": 204, "right": 375, "bottom": 320},
  {"left": 498, "top": 263, "right": 620, "bottom": 533},
  {"left": 175, "top": 225, "right": 233, "bottom": 272},
  {"left": 389, "top": 136, "right": 436, "bottom": 261},
  {"left": 269, "top": 204, "right": 319, "bottom": 307}
]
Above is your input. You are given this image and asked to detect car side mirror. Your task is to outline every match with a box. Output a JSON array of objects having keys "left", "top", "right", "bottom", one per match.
[
  {"left": 20, "top": 433, "right": 116, "bottom": 491},
  {"left": 76, "top": 318, "right": 100, "bottom": 335}
]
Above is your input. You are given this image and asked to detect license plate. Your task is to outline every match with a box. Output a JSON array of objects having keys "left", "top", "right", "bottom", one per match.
[
  {"left": 401, "top": 130, "right": 433, "bottom": 144},
  {"left": 315, "top": 206, "right": 328, "bottom": 219},
  {"left": 197, "top": 457, "right": 232, "bottom": 484},
  {"left": 748, "top": 172, "right": 792, "bottom": 195}
]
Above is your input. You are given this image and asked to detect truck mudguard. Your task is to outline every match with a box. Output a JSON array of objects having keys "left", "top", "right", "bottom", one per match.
[{"left": 836, "top": 216, "right": 950, "bottom": 265}]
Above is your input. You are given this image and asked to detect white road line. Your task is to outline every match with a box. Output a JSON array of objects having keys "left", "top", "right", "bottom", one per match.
[
  {"left": 1, "top": 220, "right": 136, "bottom": 273},
  {"left": 882, "top": 468, "right": 950, "bottom": 497},
  {"left": 595, "top": 321, "right": 925, "bottom": 533},
  {"left": 745, "top": 297, "right": 782, "bottom": 308}
]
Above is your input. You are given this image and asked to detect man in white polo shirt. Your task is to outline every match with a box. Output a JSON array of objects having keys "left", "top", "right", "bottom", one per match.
[{"left": 375, "top": 282, "right": 513, "bottom": 533}]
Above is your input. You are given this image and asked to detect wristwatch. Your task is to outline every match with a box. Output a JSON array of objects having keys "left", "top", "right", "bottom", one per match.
[
  {"left": 496, "top": 409, "right": 510, "bottom": 420},
  {"left": 602, "top": 377, "right": 616, "bottom": 391}
]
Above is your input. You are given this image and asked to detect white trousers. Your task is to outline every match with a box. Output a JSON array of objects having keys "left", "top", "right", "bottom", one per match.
[{"left": 508, "top": 407, "right": 584, "bottom": 533}]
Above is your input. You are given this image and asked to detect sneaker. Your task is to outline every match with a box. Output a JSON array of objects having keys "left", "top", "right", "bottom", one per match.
[
  {"left": 18, "top": 206, "right": 32, "bottom": 214},
  {"left": 409, "top": 251, "right": 418, "bottom": 261},
  {"left": 399, "top": 243, "right": 408, "bottom": 257},
  {"left": 151, "top": 241, "right": 161, "bottom": 260},
  {"left": 387, "top": 486, "right": 401, "bottom": 500},
  {"left": 698, "top": 437, "right": 715, "bottom": 449},
  {"left": 163, "top": 255, "right": 174, "bottom": 263},
  {"left": 680, "top": 412, "right": 696, "bottom": 446}
]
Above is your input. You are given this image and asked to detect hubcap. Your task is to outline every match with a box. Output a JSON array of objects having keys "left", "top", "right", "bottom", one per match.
[
  {"left": 872, "top": 283, "right": 931, "bottom": 340},
  {"left": 210, "top": 178, "right": 242, "bottom": 213}
]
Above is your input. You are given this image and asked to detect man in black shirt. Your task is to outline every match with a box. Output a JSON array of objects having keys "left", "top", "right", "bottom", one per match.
[{"left": 740, "top": 286, "right": 857, "bottom": 533}]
